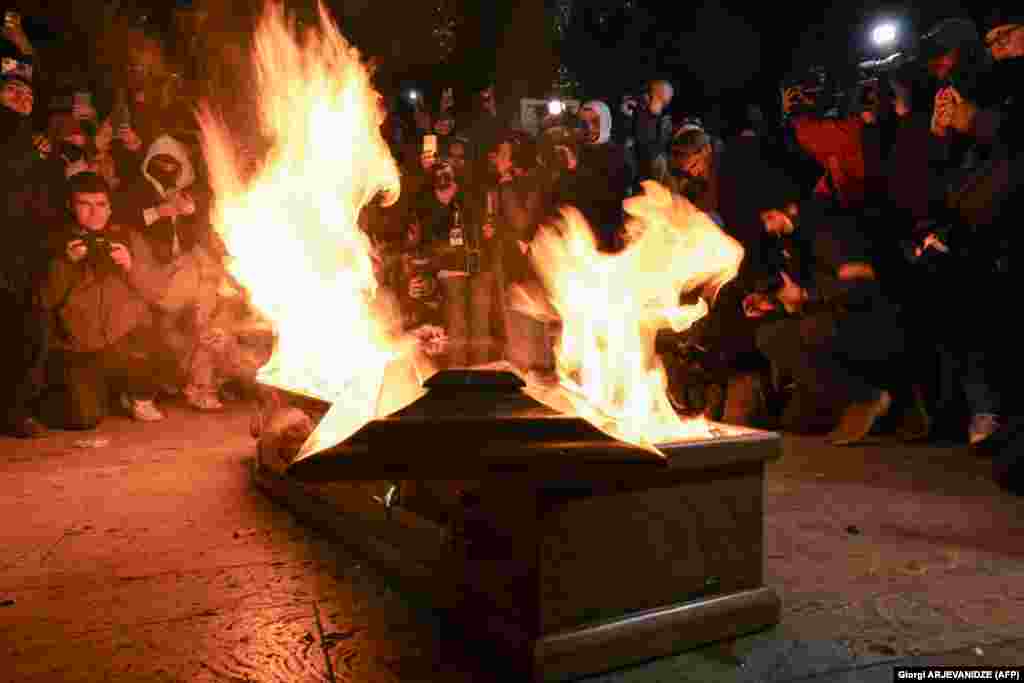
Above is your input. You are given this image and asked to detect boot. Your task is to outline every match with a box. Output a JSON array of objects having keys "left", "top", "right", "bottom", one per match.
[
  {"left": 6, "top": 416, "right": 49, "bottom": 438},
  {"left": 828, "top": 390, "right": 892, "bottom": 446}
]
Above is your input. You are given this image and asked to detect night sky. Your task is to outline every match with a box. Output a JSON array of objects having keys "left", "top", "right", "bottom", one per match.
[{"left": 10, "top": 0, "right": 985, "bottom": 114}]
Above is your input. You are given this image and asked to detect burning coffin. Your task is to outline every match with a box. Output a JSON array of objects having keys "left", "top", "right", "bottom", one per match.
[{"left": 252, "top": 369, "right": 781, "bottom": 681}]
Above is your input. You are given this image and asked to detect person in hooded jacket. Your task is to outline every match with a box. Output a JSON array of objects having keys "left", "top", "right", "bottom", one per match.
[
  {"left": 114, "top": 134, "right": 229, "bottom": 410},
  {"left": 544, "top": 100, "right": 630, "bottom": 253}
]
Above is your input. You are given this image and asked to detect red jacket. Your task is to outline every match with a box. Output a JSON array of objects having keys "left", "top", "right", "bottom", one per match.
[{"left": 791, "top": 115, "right": 866, "bottom": 210}]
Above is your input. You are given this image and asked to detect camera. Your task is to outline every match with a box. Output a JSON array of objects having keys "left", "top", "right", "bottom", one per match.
[
  {"left": 79, "top": 232, "right": 115, "bottom": 265},
  {"left": 59, "top": 141, "right": 87, "bottom": 165}
]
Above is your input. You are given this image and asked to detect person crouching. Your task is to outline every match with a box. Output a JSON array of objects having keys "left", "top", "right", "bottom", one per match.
[
  {"left": 41, "top": 172, "right": 178, "bottom": 428},
  {"left": 115, "top": 134, "right": 228, "bottom": 410}
]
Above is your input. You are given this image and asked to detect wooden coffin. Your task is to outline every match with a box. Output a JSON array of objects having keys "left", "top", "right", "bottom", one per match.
[{"left": 251, "top": 370, "right": 782, "bottom": 681}]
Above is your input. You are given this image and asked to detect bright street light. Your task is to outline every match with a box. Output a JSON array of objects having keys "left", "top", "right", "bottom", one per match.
[
  {"left": 871, "top": 22, "right": 898, "bottom": 47},
  {"left": 548, "top": 99, "right": 564, "bottom": 116}
]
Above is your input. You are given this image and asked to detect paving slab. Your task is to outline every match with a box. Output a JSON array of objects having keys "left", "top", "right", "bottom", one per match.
[{"left": 2, "top": 401, "right": 1023, "bottom": 682}]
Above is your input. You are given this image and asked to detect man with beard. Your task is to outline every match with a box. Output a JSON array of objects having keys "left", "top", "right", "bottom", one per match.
[
  {"left": 416, "top": 157, "right": 498, "bottom": 367},
  {"left": 0, "top": 45, "right": 49, "bottom": 437}
]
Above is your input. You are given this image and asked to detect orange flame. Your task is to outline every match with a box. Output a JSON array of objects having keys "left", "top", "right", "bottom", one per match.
[
  {"left": 526, "top": 181, "right": 744, "bottom": 452},
  {"left": 198, "top": 2, "right": 415, "bottom": 458}
]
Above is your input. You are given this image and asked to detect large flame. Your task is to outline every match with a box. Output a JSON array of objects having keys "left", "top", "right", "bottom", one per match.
[
  {"left": 199, "top": 3, "right": 742, "bottom": 459},
  {"left": 198, "top": 2, "right": 412, "bottom": 458},
  {"left": 525, "top": 181, "right": 744, "bottom": 452}
]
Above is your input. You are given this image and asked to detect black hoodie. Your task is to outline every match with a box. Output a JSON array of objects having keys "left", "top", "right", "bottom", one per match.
[{"left": 0, "top": 105, "right": 49, "bottom": 296}]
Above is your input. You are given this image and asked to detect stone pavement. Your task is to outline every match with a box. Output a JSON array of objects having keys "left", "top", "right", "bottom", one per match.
[{"left": 1, "top": 400, "right": 1022, "bottom": 682}]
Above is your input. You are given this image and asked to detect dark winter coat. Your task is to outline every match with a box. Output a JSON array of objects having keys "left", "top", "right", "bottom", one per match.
[{"left": 114, "top": 135, "right": 215, "bottom": 266}]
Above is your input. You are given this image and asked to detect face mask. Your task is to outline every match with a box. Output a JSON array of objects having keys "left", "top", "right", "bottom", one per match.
[{"left": 150, "top": 164, "right": 181, "bottom": 189}]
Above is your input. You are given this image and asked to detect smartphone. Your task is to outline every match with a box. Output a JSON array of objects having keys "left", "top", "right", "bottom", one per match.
[{"left": 423, "top": 134, "right": 437, "bottom": 156}]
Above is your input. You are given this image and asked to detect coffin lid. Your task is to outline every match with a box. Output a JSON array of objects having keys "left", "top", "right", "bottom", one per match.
[{"left": 286, "top": 369, "right": 666, "bottom": 481}]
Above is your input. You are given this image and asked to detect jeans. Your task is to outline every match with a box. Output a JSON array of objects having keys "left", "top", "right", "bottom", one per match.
[
  {"left": 47, "top": 327, "right": 182, "bottom": 429},
  {"left": 0, "top": 295, "right": 49, "bottom": 427},
  {"left": 440, "top": 271, "right": 498, "bottom": 367},
  {"left": 505, "top": 310, "right": 556, "bottom": 375}
]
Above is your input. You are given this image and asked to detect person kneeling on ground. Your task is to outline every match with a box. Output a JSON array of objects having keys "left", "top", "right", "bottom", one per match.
[
  {"left": 40, "top": 172, "right": 178, "bottom": 428},
  {"left": 745, "top": 187, "right": 907, "bottom": 445}
]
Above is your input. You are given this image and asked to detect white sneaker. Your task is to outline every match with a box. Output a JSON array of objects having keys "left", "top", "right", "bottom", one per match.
[
  {"left": 130, "top": 399, "right": 166, "bottom": 422},
  {"left": 969, "top": 413, "right": 1002, "bottom": 446}
]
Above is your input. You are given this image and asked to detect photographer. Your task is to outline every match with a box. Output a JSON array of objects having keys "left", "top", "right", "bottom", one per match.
[
  {"left": 41, "top": 172, "right": 177, "bottom": 428},
  {"left": 747, "top": 182, "right": 907, "bottom": 445}
]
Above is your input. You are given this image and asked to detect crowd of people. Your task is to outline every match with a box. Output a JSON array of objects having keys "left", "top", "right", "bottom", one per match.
[
  {"left": 1, "top": 8, "right": 1021, "bottom": 492},
  {"left": 1, "top": 9, "right": 274, "bottom": 437}
]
